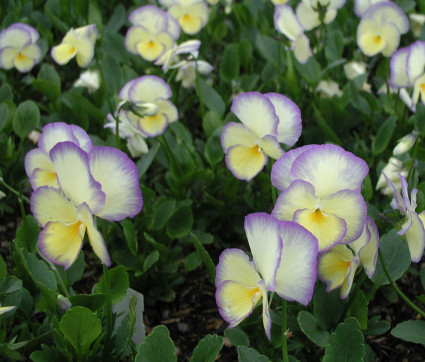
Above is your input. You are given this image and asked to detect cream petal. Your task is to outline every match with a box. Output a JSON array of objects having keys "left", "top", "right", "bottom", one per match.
[
  {"left": 125, "top": 26, "right": 150, "bottom": 54},
  {"left": 380, "top": 23, "right": 401, "bottom": 57},
  {"left": 221, "top": 123, "right": 257, "bottom": 152},
  {"left": 244, "top": 213, "right": 282, "bottom": 291},
  {"left": 296, "top": 2, "right": 320, "bottom": 31},
  {"left": 21, "top": 44, "right": 41, "bottom": 61},
  {"left": 359, "top": 217, "right": 379, "bottom": 277},
  {"left": 0, "top": 23, "right": 34, "bottom": 49},
  {"left": 129, "top": 5, "right": 169, "bottom": 30},
  {"left": 38, "top": 122, "right": 79, "bottom": 153},
  {"left": 128, "top": 75, "right": 172, "bottom": 103},
  {"left": 225, "top": 144, "right": 267, "bottom": 181},
  {"left": 156, "top": 98, "right": 178, "bottom": 123},
  {"left": 74, "top": 37, "right": 95, "bottom": 67},
  {"left": 31, "top": 169, "right": 59, "bottom": 189},
  {"left": 14, "top": 53, "right": 36, "bottom": 73},
  {"left": 189, "top": 2, "right": 209, "bottom": 25},
  {"left": 320, "top": 190, "right": 367, "bottom": 244},
  {"left": 51, "top": 43, "right": 77, "bottom": 65},
  {"left": 258, "top": 135, "right": 283, "bottom": 160},
  {"left": 25, "top": 148, "right": 54, "bottom": 178},
  {"left": 274, "top": 4, "right": 303, "bottom": 39},
  {"left": 364, "top": 2, "right": 409, "bottom": 34},
  {"left": 31, "top": 186, "right": 78, "bottom": 227},
  {"left": 0, "top": 47, "right": 18, "bottom": 69},
  {"left": 38, "top": 220, "right": 85, "bottom": 270},
  {"left": 272, "top": 180, "right": 320, "bottom": 222},
  {"left": 77, "top": 203, "right": 111, "bottom": 266},
  {"left": 407, "top": 41, "right": 425, "bottom": 85},
  {"left": 89, "top": 147, "right": 143, "bottom": 221},
  {"left": 178, "top": 13, "right": 203, "bottom": 35},
  {"left": 290, "top": 144, "right": 369, "bottom": 198},
  {"left": 293, "top": 33, "right": 313, "bottom": 64},
  {"left": 70, "top": 125, "right": 93, "bottom": 152},
  {"left": 50, "top": 142, "right": 105, "bottom": 213},
  {"left": 136, "top": 39, "right": 165, "bottom": 61},
  {"left": 357, "top": 21, "right": 387, "bottom": 57},
  {"left": 275, "top": 221, "right": 318, "bottom": 305},
  {"left": 138, "top": 113, "right": 169, "bottom": 137},
  {"left": 404, "top": 212, "right": 425, "bottom": 263},
  {"left": 230, "top": 92, "right": 278, "bottom": 138},
  {"left": 389, "top": 47, "right": 409, "bottom": 88}
]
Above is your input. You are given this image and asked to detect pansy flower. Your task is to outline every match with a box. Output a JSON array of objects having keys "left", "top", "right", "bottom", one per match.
[
  {"left": 318, "top": 217, "right": 379, "bottom": 298},
  {"left": 356, "top": 2, "right": 408, "bottom": 57},
  {"left": 384, "top": 173, "right": 425, "bottom": 262},
  {"left": 118, "top": 75, "right": 178, "bottom": 138},
  {"left": 215, "top": 213, "right": 318, "bottom": 339},
  {"left": 296, "top": 0, "right": 346, "bottom": 31},
  {"left": 51, "top": 25, "right": 98, "bottom": 67},
  {"left": 30, "top": 141, "right": 143, "bottom": 269},
  {"left": 274, "top": 5, "right": 312, "bottom": 64},
  {"left": 221, "top": 92, "right": 302, "bottom": 181},
  {"left": 375, "top": 157, "right": 408, "bottom": 196},
  {"left": 272, "top": 144, "right": 369, "bottom": 252},
  {"left": 167, "top": 0, "right": 209, "bottom": 35},
  {"left": 125, "top": 5, "right": 179, "bottom": 62},
  {"left": 173, "top": 58, "right": 213, "bottom": 88},
  {"left": 25, "top": 122, "right": 93, "bottom": 190},
  {"left": 0, "top": 23, "right": 41, "bottom": 73},
  {"left": 155, "top": 39, "right": 201, "bottom": 72},
  {"left": 354, "top": 0, "right": 387, "bottom": 17}
]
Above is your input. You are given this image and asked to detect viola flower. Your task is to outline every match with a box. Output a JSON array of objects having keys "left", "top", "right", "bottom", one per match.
[
  {"left": 215, "top": 213, "right": 318, "bottom": 339},
  {"left": 125, "top": 5, "right": 179, "bottom": 62},
  {"left": 393, "top": 131, "right": 418, "bottom": 156},
  {"left": 31, "top": 142, "right": 143, "bottom": 269},
  {"left": 74, "top": 69, "right": 100, "bottom": 93},
  {"left": 356, "top": 2, "right": 408, "bottom": 57},
  {"left": 272, "top": 0, "right": 290, "bottom": 4},
  {"left": 118, "top": 76, "right": 178, "bottom": 138},
  {"left": 173, "top": 58, "right": 213, "bottom": 88},
  {"left": 155, "top": 39, "right": 201, "bottom": 72},
  {"left": 384, "top": 173, "right": 425, "bottom": 262},
  {"left": 0, "top": 23, "right": 41, "bottom": 73},
  {"left": 296, "top": 0, "right": 346, "bottom": 31},
  {"left": 318, "top": 217, "right": 379, "bottom": 298},
  {"left": 105, "top": 112, "right": 149, "bottom": 158},
  {"left": 167, "top": 0, "right": 209, "bottom": 35},
  {"left": 316, "top": 80, "right": 343, "bottom": 98},
  {"left": 344, "top": 61, "right": 372, "bottom": 92},
  {"left": 221, "top": 92, "right": 302, "bottom": 181},
  {"left": 51, "top": 25, "right": 98, "bottom": 67},
  {"left": 271, "top": 144, "right": 369, "bottom": 252},
  {"left": 25, "top": 122, "right": 93, "bottom": 190},
  {"left": 274, "top": 5, "right": 312, "bottom": 64}
]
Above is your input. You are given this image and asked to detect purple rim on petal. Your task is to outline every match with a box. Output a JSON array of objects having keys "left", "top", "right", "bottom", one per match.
[
  {"left": 389, "top": 46, "right": 409, "bottom": 88},
  {"left": 128, "top": 75, "right": 173, "bottom": 102},
  {"left": 406, "top": 41, "right": 425, "bottom": 85},
  {"left": 363, "top": 2, "right": 409, "bottom": 34},
  {"left": 70, "top": 125, "right": 93, "bottom": 153},
  {"left": 38, "top": 122, "right": 79, "bottom": 153}
]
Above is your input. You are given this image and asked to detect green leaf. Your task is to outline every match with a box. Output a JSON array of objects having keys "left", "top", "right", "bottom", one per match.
[
  {"left": 190, "top": 334, "right": 223, "bottom": 362},
  {"left": 297, "top": 311, "right": 329, "bottom": 347},
  {"left": 94, "top": 265, "right": 129, "bottom": 305},
  {"left": 32, "top": 64, "right": 61, "bottom": 102},
  {"left": 14, "top": 215, "right": 39, "bottom": 253},
  {"left": 346, "top": 290, "right": 368, "bottom": 330},
  {"left": 59, "top": 306, "right": 102, "bottom": 356},
  {"left": 184, "top": 251, "right": 202, "bottom": 272},
  {"left": 122, "top": 219, "right": 138, "bottom": 256},
  {"left": 88, "top": 0, "right": 103, "bottom": 30},
  {"left": 325, "top": 29, "right": 344, "bottom": 63},
  {"left": 136, "top": 142, "right": 160, "bottom": 178},
  {"left": 391, "top": 319, "right": 425, "bottom": 345},
  {"left": 196, "top": 79, "right": 226, "bottom": 117},
  {"left": 295, "top": 57, "right": 321, "bottom": 85},
  {"left": 0, "top": 276, "right": 22, "bottom": 295},
  {"left": 143, "top": 251, "right": 160, "bottom": 273},
  {"left": 202, "top": 111, "right": 222, "bottom": 138},
  {"left": 68, "top": 294, "right": 106, "bottom": 311},
  {"left": 237, "top": 345, "right": 270, "bottom": 362},
  {"left": 371, "top": 230, "right": 411, "bottom": 286},
  {"left": 219, "top": 44, "right": 240, "bottom": 83},
  {"left": 26, "top": 253, "right": 57, "bottom": 291},
  {"left": 167, "top": 206, "right": 194, "bottom": 239},
  {"left": 136, "top": 325, "right": 177, "bottom": 362},
  {"left": 190, "top": 233, "right": 216, "bottom": 284},
  {"left": 372, "top": 117, "right": 396, "bottom": 155},
  {"left": 0, "top": 83, "right": 13, "bottom": 103},
  {"left": 313, "top": 283, "right": 345, "bottom": 330},
  {"left": 312, "top": 105, "right": 341, "bottom": 145},
  {"left": 224, "top": 326, "right": 250, "bottom": 347},
  {"left": 255, "top": 34, "right": 279, "bottom": 69},
  {"left": 105, "top": 4, "right": 126, "bottom": 32},
  {"left": 65, "top": 252, "right": 85, "bottom": 286},
  {"left": 101, "top": 54, "right": 121, "bottom": 96},
  {"left": 323, "top": 318, "right": 365, "bottom": 362},
  {"left": 204, "top": 135, "right": 224, "bottom": 166},
  {"left": 152, "top": 198, "right": 176, "bottom": 231},
  {"left": 415, "top": 103, "right": 425, "bottom": 137},
  {"left": 0, "top": 256, "right": 7, "bottom": 282},
  {"left": 13, "top": 101, "right": 40, "bottom": 139},
  {"left": 144, "top": 232, "right": 169, "bottom": 254},
  {"left": 365, "top": 316, "right": 390, "bottom": 336}
]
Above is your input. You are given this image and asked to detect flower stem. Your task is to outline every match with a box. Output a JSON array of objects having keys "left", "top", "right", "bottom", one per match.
[
  {"left": 102, "top": 264, "right": 113, "bottom": 361},
  {"left": 0, "top": 177, "right": 30, "bottom": 204},
  {"left": 378, "top": 249, "right": 425, "bottom": 318},
  {"left": 407, "top": 136, "right": 421, "bottom": 183},
  {"left": 282, "top": 299, "right": 289, "bottom": 362}
]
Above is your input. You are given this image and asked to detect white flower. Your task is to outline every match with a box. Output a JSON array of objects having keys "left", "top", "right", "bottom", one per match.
[
  {"left": 316, "top": 80, "right": 342, "bottom": 98},
  {"left": 393, "top": 131, "right": 418, "bottom": 156},
  {"left": 173, "top": 59, "right": 213, "bottom": 88},
  {"left": 74, "top": 69, "right": 100, "bottom": 93},
  {"left": 376, "top": 157, "right": 407, "bottom": 195}
]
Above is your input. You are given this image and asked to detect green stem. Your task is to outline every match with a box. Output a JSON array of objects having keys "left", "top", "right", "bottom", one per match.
[
  {"left": 378, "top": 250, "right": 425, "bottom": 319},
  {"left": 18, "top": 195, "right": 30, "bottom": 252},
  {"left": 282, "top": 299, "right": 289, "bottom": 362},
  {"left": 195, "top": 62, "right": 205, "bottom": 117},
  {"left": 102, "top": 264, "right": 113, "bottom": 362},
  {"left": 0, "top": 178, "right": 30, "bottom": 204},
  {"left": 407, "top": 136, "right": 421, "bottom": 183}
]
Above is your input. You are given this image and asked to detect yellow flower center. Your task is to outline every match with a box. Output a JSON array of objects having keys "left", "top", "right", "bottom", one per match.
[
  {"left": 146, "top": 41, "right": 155, "bottom": 49},
  {"left": 373, "top": 35, "right": 382, "bottom": 44},
  {"left": 16, "top": 53, "right": 25, "bottom": 60},
  {"left": 249, "top": 146, "right": 261, "bottom": 156},
  {"left": 421, "top": 83, "right": 425, "bottom": 92},
  {"left": 309, "top": 209, "right": 325, "bottom": 224}
]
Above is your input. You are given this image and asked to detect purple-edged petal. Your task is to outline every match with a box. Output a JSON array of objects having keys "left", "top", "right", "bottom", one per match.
[
  {"left": 230, "top": 92, "right": 279, "bottom": 138},
  {"left": 264, "top": 93, "right": 302, "bottom": 147},
  {"left": 77, "top": 203, "right": 111, "bottom": 266},
  {"left": 38, "top": 122, "right": 79, "bottom": 153},
  {"left": 383, "top": 172, "right": 406, "bottom": 214},
  {"left": 69, "top": 125, "right": 93, "bottom": 152},
  {"left": 406, "top": 41, "right": 425, "bottom": 85},
  {"left": 157, "top": 98, "right": 178, "bottom": 123},
  {"left": 275, "top": 221, "right": 318, "bottom": 305},
  {"left": 0, "top": 47, "right": 18, "bottom": 69},
  {"left": 320, "top": 189, "right": 367, "bottom": 244},
  {"left": 119, "top": 79, "right": 137, "bottom": 100},
  {"left": 404, "top": 212, "right": 425, "bottom": 263},
  {"left": 0, "top": 23, "right": 35, "bottom": 49},
  {"left": 31, "top": 186, "right": 77, "bottom": 226},
  {"left": 25, "top": 148, "right": 53, "bottom": 178},
  {"left": 258, "top": 135, "right": 283, "bottom": 160},
  {"left": 349, "top": 220, "right": 371, "bottom": 261},
  {"left": 225, "top": 144, "right": 267, "bottom": 181},
  {"left": 50, "top": 142, "right": 105, "bottom": 213},
  {"left": 359, "top": 217, "right": 379, "bottom": 277},
  {"left": 137, "top": 112, "right": 169, "bottom": 137},
  {"left": 89, "top": 147, "right": 143, "bottom": 221},
  {"left": 274, "top": 5, "right": 304, "bottom": 40},
  {"left": 215, "top": 248, "right": 261, "bottom": 288},
  {"left": 244, "top": 213, "right": 282, "bottom": 291},
  {"left": 38, "top": 220, "right": 85, "bottom": 270},
  {"left": 129, "top": 5, "right": 169, "bottom": 30},
  {"left": 128, "top": 75, "right": 172, "bottom": 103},
  {"left": 271, "top": 145, "right": 315, "bottom": 191},
  {"left": 259, "top": 280, "right": 272, "bottom": 340},
  {"left": 221, "top": 123, "right": 257, "bottom": 152},
  {"left": 389, "top": 46, "right": 409, "bottom": 88},
  {"left": 364, "top": 2, "right": 409, "bottom": 34},
  {"left": 30, "top": 169, "right": 59, "bottom": 189},
  {"left": 290, "top": 144, "right": 369, "bottom": 198},
  {"left": 167, "top": 14, "right": 181, "bottom": 40},
  {"left": 272, "top": 179, "right": 320, "bottom": 222},
  {"left": 125, "top": 26, "right": 149, "bottom": 55}
]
